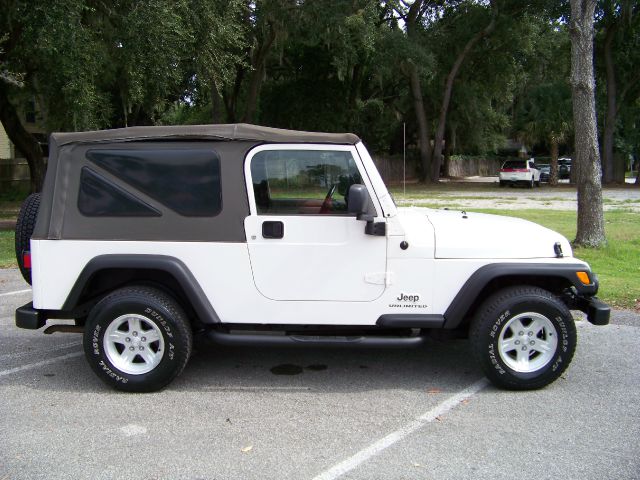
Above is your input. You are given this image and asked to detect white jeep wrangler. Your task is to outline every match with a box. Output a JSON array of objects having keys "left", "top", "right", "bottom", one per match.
[{"left": 15, "top": 124, "right": 609, "bottom": 392}]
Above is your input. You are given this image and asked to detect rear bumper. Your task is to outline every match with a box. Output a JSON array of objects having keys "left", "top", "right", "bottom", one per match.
[
  {"left": 16, "top": 302, "right": 46, "bottom": 329},
  {"left": 16, "top": 302, "right": 83, "bottom": 329},
  {"left": 499, "top": 179, "right": 533, "bottom": 186}
]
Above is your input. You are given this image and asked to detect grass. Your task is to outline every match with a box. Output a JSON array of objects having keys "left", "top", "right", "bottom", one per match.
[
  {"left": 471, "top": 209, "right": 639, "bottom": 310},
  {"left": 603, "top": 198, "right": 640, "bottom": 205},
  {"left": 524, "top": 196, "right": 568, "bottom": 202},
  {"left": 388, "top": 182, "right": 580, "bottom": 197},
  {"left": 0, "top": 231, "right": 16, "bottom": 268},
  {"left": 399, "top": 194, "right": 518, "bottom": 202}
]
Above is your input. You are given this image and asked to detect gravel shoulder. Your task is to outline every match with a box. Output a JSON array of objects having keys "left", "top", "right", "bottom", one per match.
[{"left": 393, "top": 181, "right": 640, "bottom": 211}]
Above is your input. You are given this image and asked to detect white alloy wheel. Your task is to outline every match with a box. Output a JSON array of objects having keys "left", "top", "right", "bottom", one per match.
[
  {"left": 497, "top": 312, "right": 558, "bottom": 373},
  {"left": 104, "top": 314, "right": 165, "bottom": 375}
]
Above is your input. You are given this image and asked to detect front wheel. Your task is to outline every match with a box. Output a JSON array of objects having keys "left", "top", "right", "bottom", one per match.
[
  {"left": 470, "top": 286, "right": 576, "bottom": 390},
  {"left": 83, "top": 286, "right": 193, "bottom": 392}
]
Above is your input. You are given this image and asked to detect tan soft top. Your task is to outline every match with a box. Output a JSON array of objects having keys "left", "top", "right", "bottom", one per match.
[
  {"left": 50, "top": 123, "right": 360, "bottom": 147},
  {"left": 37, "top": 124, "right": 359, "bottom": 242}
]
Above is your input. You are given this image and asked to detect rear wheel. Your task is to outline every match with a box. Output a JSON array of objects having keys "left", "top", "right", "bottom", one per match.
[
  {"left": 83, "top": 286, "right": 192, "bottom": 392},
  {"left": 470, "top": 286, "right": 576, "bottom": 390},
  {"left": 15, "top": 193, "right": 41, "bottom": 285}
]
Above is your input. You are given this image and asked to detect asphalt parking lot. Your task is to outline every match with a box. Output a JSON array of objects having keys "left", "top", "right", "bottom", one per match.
[{"left": 1, "top": 269, "right": 639, "bottom": 480}]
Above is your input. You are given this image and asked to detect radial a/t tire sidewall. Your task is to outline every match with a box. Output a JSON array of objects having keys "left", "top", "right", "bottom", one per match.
[
  {"left": 473, "top": 290, "right": 576, "bottom": 390},
  {"left": 83, "top": 290, "right": 190, "bottom": 392}
]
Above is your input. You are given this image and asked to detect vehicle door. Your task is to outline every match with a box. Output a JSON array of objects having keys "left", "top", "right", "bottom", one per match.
[{"left": 243, "top": 145, "right": 387, "bottom": 302}]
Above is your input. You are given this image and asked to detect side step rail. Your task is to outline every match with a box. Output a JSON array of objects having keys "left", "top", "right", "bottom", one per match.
[{"left": 206, "top": 330, "right": 425, "bottom": 348}]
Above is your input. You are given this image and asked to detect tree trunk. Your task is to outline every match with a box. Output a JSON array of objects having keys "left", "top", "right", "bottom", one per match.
[
  {"left": 431, "top": 1, "right": 497, "bottom": 182},
  {"left": 549, "top": 136, "right": 559, "bottom": 186},
  {"left": 224, "top": 64, "right": 246, "bottom": 123},
  {"left": 613, "top": 151, "right": 626, "bottom": 182},
  {"left": 242, "top": 63, "right": 265, "bottom": 123},
  {"left": 211, "top": 80, "right": 224, "bottom": 124},
  {"left": 570, "top": 0, "right": 606, "bottom": 247},
  {"left": 602, "top": 22, "right": 618, "bottom": 184},
  {"left": 443, "top": 125, "right": 452, "bottom": 178},
  {"left": 404, "top": 0, "right": 433, "bottom": 183},
  {"left": 569, "top": 157, "right": 578, "bottom": 184},
  {"left": 0, "top": 82, "right": 45, "bottom": 193},
  {"left": 408, "top": 63, "right": 432, "bottom": 182},
  {"left": 243, "top": 25, "right": 277, "bottom": 124},
  {"left": 346, "top": 64, "right": 363, "bottom": 130}
]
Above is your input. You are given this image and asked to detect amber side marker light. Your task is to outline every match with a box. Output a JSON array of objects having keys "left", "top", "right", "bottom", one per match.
[{"left": 576, "top": 271, "right": 591, "bottom": 285}]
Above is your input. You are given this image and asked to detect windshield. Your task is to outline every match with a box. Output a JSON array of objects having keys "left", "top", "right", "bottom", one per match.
[{"left": 502, "top": 160, "right": 526, "bottom": 169}]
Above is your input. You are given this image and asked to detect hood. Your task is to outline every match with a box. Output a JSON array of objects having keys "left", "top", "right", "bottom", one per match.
[{"left": 424, "top": 209, "right": 572, "bottom": 259}]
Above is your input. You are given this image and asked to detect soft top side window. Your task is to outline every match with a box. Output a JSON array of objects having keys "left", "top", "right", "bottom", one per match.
[{"left": 85, "top": 148, "right": 222, "bottom": 217}]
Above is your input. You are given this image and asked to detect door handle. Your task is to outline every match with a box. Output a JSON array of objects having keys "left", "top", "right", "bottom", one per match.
[{"left": 262, "top": 221, "right": 284, "bottom": 239}]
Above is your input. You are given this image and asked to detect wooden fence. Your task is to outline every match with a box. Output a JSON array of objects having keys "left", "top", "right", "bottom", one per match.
[
  {"left": 371, "top": 155, "right": 418, "bottom": 184},
  {"left": 446, "top": 155, "right": 503, "bottom": 177},
  {"left": 373, "top": 154, "right": 503, "bottom": 182},
  {"left": 0, "top": 158, "right": 31, "bottom": 192}
]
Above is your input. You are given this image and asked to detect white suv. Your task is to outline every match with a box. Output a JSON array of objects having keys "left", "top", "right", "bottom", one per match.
[
  {"left": 15, "top": 124, "right": 609, "bottom": 392},
  {"left": 499, "top": 159, "right": 541, "bottom": 188}
]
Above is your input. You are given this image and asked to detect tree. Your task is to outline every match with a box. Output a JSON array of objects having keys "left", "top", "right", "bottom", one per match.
[
  {"left": 0, "top": 0, "right": 98, "bottom": 192},
  {"left": 0, "top": 0, "right": 245, "bottom": 192},
  {"left": 216, "top": 0, "right": 296, "bottom": 123},
  {"left": 390, "top": 0, "right": 436, "bottom": 181},
  {"left": 598, "top": 0, "right": 639, "bottom": 184},
  {"left": 570, "top": 0, "right": 606, "bottom": 247},
  {"left": 514, "top": 23, "right": 572, "bottom": 186},
  {"left": 430, "top": 0, "right": 498, "bottom": 182},
  {"left": 181, "top": 0, "right": 247, "bottom": 124}
]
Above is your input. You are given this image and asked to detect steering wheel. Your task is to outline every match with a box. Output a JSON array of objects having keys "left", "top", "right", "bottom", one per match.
[{"left": 319, "top": 184, "right": 336, "bottom": 214}]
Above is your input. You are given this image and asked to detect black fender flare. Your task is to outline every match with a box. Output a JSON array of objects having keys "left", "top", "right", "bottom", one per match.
[
  {"left": 442, "top": 263, "right": 597, "bottom": 329},
  {"left": 62, "top": 254, "right": 220, "bottom": 323}
]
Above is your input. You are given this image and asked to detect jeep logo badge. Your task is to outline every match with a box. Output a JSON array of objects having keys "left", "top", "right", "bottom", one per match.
[{"left": 397, "top": 293, "right": 420, "bottom": 302}]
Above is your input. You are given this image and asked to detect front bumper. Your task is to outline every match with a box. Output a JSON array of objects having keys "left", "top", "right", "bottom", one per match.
[
  {"left": 571, "top": 272, "right": 610, "bottom": 325},
  {"left": 575, "top": 295, "right": 610, "bottom": 325}
]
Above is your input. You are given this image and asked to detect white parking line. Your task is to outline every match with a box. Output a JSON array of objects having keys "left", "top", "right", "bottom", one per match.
[
  {"left": 312, "top": 378, "right": 489, "bottom": 480},
  {"left": 0, "top": 351, "right": 83, "bottom": 377},
  {"left": 0, "top": 341, "right": 81, "bottom": 361},
  {"left": 0, "top": 289, "right": 31, "bottom": 298}
]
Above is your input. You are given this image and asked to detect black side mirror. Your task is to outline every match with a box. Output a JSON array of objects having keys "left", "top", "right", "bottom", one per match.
[
  {"left": 347, "top": 184, "right": 386, "bottom": 236},
  {"left": 347, "top": 184, "right": 372, "bottom": 219}
]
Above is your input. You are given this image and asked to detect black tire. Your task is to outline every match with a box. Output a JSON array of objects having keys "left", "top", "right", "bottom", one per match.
[
  {"left": 83, "top": 286, "right": 193, "bottom": 392},
  {"left": 499, "top": 181, "right": 505, "bottom": 188},
  {"left": 469, "top": 286, "right": 576, "bottom": 390},
  {"left": 15, "top": 193, "right": 41, "bottom": 285},
  {"left": 528, "top": 179, "right": 534, "bottom": 189}
]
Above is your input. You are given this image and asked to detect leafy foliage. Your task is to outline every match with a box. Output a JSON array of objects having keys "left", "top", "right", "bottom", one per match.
[{"left": 0, "top": 0, "right": 637, "bottom": 188}]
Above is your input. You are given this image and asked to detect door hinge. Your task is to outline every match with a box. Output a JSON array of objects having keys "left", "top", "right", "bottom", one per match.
[{"left": 365, "top": 221, "right": 386, "bottom": 236}]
